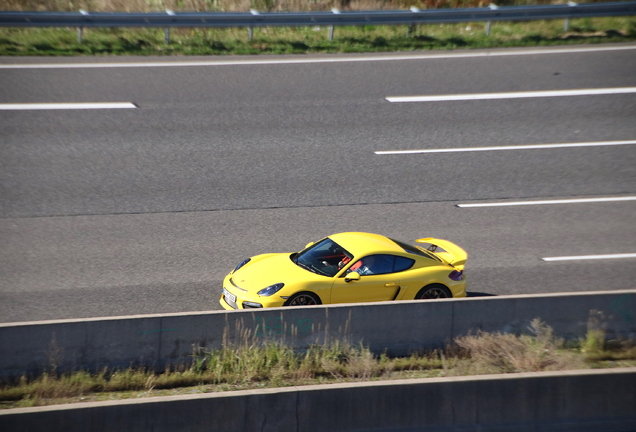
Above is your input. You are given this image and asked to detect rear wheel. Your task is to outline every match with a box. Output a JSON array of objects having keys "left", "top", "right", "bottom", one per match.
[
  {"left": 284, "top": 292, "right": 321, "bottom": 306},
  {"left": 415, "top": 284, "right": 452, "bottom": 300}
]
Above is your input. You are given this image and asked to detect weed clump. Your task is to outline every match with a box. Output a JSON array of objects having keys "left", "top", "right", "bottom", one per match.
[{"left": 452, "top": 319, "right": 585, "bottom": 374}]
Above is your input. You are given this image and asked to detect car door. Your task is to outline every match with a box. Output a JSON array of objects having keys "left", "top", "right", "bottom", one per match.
[{"left": 329, "top": 254, "right": 413, "bottom": 304}]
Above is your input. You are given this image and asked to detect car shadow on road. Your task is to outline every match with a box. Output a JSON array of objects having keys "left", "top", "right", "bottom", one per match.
[{"left": 466, "top": 292, "right": 497, "bottom": 297}]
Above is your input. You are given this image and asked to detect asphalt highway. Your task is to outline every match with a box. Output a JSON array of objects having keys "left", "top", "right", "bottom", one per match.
[{"left": 1, "top": 44, "right": 635, "bottom": 322}]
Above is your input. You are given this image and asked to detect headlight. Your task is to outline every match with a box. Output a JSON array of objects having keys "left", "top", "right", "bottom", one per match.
[
  {"left": 233, "top": 258, "right": 251, "bottom": 273},
  {"left": 258, "top": 283, "right": 284, "bottom": 297}
]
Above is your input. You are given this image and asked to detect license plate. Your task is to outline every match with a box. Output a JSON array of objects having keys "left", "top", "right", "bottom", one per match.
[{"left": 223, "top": 288, "right": 237, "bottom": 308}]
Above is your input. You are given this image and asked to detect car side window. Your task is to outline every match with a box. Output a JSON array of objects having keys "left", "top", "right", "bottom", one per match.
[
  {"left": 345, "top": 254, "right": 413, "bottom": 276},
  {"left": 394, "top": 256, "right": 415, "bottom": 272}
]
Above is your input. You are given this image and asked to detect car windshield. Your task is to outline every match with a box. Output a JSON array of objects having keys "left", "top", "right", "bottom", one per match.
[{"left": 292, "top": 238, "right": 352, "bottom": 277}]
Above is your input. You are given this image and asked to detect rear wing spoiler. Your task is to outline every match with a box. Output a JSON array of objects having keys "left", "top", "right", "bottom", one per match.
[{"left": 416, "top": 238, "right": 467, "bottom": 268}]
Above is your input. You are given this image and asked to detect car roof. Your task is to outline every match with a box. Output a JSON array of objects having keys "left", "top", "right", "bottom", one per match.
[{"left": 328, "top": 232, "right": 404, "bottom": 257}]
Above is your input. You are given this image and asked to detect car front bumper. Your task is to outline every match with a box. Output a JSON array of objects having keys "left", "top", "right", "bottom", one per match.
[{"left": 219, "top": 275, "right": 287, "bottom": 310}]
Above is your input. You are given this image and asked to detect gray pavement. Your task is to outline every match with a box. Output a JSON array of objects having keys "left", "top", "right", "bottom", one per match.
[{"left": 0, "top": 45, "right": 635, "bottom": 322}]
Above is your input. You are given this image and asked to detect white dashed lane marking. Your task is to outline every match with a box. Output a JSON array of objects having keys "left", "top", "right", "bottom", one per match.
[
  {"left": 375, "top": 140, "right": 636, "bottom": 155},
  {"left": 456, "top": 196, "right": 636, "bottom": 208},
  {"left": 0, "top": 103, "right": 137, "bottom": 110},
  {"left": 386, "top": 87, "right": 636, "bottom": 103},
  {"left": 543, "top": 254, "right": 636, "bottom": 262}
]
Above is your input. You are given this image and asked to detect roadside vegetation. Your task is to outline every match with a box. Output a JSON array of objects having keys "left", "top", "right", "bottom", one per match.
[
  {"left": 0, "top": 0, "right": 630, "bottom": 13},
  {"left": 1, "top": 0, "right": 635, "bottom": 55},
  {"left": 2, "top": 319, "right": 635, "bottom": 409}
]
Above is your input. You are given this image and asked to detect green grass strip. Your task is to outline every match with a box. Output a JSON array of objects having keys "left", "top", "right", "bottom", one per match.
[{"left": 0, "top": 17, "right": 634, "bottom": 56}]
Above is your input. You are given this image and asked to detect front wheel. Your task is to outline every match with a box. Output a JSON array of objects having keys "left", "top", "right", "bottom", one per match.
[
  {"left": 415, "top": 284, "right": 452, "bottom": 300},
  {"left": 284, "top": 292, "right": 321, "bottom": 306}
]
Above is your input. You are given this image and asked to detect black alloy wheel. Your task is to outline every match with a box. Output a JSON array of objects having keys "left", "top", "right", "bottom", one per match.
[
  {"left": 285, "top": 292, "right": 321, "bottom": 306},
  {"left": 416, "top": 284, "right": 452, "bottom": 300}
]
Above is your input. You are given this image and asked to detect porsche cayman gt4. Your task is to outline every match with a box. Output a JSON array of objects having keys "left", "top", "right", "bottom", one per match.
[{"left": 220, "top": 232, "right": 467, "bottom": 310}]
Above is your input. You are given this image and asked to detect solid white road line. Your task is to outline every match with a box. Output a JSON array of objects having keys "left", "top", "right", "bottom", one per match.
[
  {"left": 543, "top": 254, "right": 636, "bottom": 262},
  {"left": 374, "top": 140, "right": 636, "bottom": 155},
  {"left": 0, "top": 103, "right": 137, "bottom": 110},
  {"left": 386, "top": 87, "right": 636, "bottom": 103},
  {"left": 457, "top": 196, "right": 636, "bottom": 208},
  {"left": 0, "top": 45, "right": 634, "bottom": 69}
]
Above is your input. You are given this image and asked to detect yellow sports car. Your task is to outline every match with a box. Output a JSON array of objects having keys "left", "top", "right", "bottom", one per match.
[{"left": 220, "top": 232, "right": 467, "bottom": 310}]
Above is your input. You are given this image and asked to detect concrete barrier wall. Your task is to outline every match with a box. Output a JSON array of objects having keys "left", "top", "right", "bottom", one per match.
[
  {"left": 1, "top": 368, "right": 635, "bottom": 432},
  {"left": 1, "top": 290, "right": 635, "bottom": 378}
]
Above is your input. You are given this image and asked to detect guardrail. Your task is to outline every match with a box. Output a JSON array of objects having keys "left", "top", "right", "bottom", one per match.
[
  {"left": 1, "top": 290, "right": 634, "bottom": 380},
  {"left": 1, "top": 1, "right": 636, "bottom": 43}
]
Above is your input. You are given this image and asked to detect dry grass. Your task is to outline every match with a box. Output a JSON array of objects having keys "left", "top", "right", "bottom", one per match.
[
  {"left": 452, "top": 319, "right": 585, "bottom": 375},
  {"left": 2, "top": 319, "right": 635, "bottom": 409}
]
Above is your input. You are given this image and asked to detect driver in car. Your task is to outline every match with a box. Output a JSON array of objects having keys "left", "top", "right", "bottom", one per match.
[{"left": 347, "top": 255, "right": 378, "bottom": 276}]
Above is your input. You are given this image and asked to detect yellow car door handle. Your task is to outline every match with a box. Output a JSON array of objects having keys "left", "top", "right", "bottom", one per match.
[{"left": 384, "top": 283, "right": 398, "bottom": 287}]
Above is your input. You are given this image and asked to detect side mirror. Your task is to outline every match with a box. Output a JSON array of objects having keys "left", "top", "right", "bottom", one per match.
[{"left": 344, "top": 272, "right": 360, "bottom": 283}]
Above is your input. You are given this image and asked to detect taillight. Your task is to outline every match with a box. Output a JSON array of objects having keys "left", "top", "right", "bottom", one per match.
[{"left": 449, "top": 270, "right": 464, "bottom": 281}]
